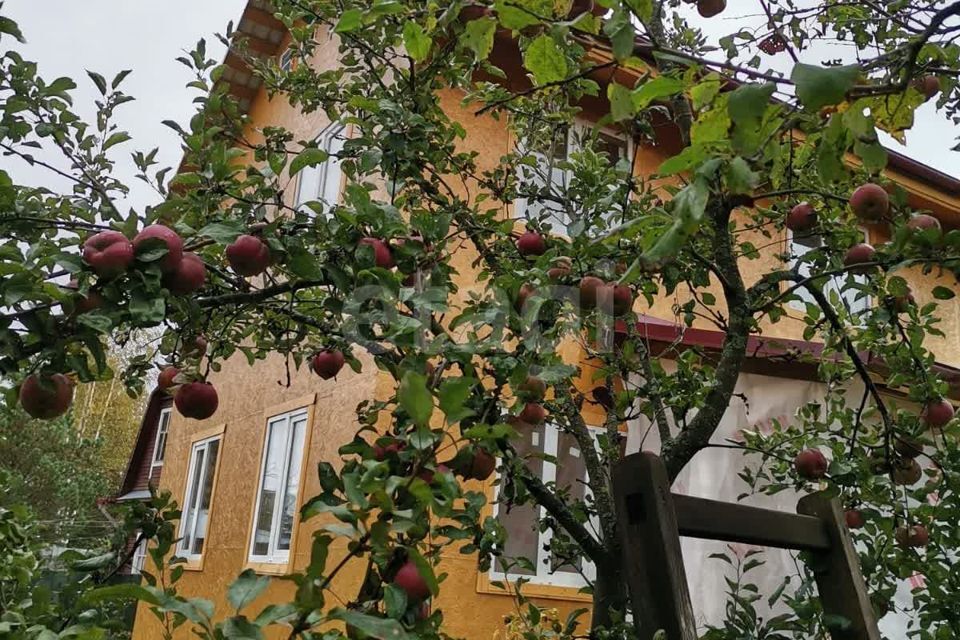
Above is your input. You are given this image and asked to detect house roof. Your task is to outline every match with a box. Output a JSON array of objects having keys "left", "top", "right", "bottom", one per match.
[
  {"left": 621, "top": 316, "right": 960, "bottom": 400},
  {"left": 117, "top": 387, "right": 164, "bottom": 498}
]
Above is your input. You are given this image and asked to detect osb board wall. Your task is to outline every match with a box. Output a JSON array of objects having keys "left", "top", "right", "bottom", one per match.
[{"left": 133, "top": 29, "right": 959, "bottom": 640}]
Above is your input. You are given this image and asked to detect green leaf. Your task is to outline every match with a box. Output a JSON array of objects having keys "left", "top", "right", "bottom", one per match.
[
  {"left": 289, "top": 147, "right": 329, "bottom": 176},
  {"left": 222, "top": 616, "right": 264, "bottom": 639},
  {"left": 461, "top": 17, "right": 496, "bottom": 61},
  {"left": 328, "top": 609, "right": 414, "bottom": 640},
  {"left": 383, "top": 584, "right": 408, "bottom": 619},
  {"left": 853, "top": 139, "right": 888, "bottom": 173},
  {"left": 399, "top": 371, "right": 433, "bottom": 426},
  {"left": 790, "top": 63, "right": 860, "bottom": 111},
  {"left": 494, "top": 0, "right": 541, "bottom": 30},
  {"left": 76, "top": 313, "right": 112, "bottom": 334},
  {"left": 402, "top": 21, "right": 431, "bottom": 62},
  {"left": 198, "top": 220, "right": 246, "bottom": 244},
  {"left": 727, "top": 83, "right": 776, "bottom": 125},
  {"left": 438, "top": 377, "right": 476, "bottom": 423},
  {"left": 607, "top": 82, "right": 635, "bottom": 122},
  {"left": 103, "top": 132, "right": 131, "bottom": 150},
  {"left": 603, "top": 10, "right": 635, "bottom": 61},
  {"left": 335, "top": 9, "right": 363, "bottom": 33},
  {"left": 691, "top": 74, "right": 722, "bottom": 111},
  {"left": 724, "top": 157, "right": 758, "bottom": 195},
  {"left": 286, "top": 245, "right": 323, "bottom": 280},
  {"left": 691, "top": 104, "right": 730, "bottom": 145},
  {"left": 71, "top": 551, "right": 115, "bottom": 571},
  {"left": 523, "top": 35, "right": 567, "bottom": 86},
  {"left": 129, "top": 294, "right": 165, "bottom": 327},
  {"left": 657, "top": 144, "right": 707, "bottom": 176},
  {"left": 933, "top": 286, "right": 955, "bottom": 300},
  {"left": 228, "top": 569, "right": 270, "bottom": 611},
  {"left": 632, "top": 76, "right": 684, "bottom": 110},
  {"left": 406, "top": 547, "right": 439, "bottom": 596},
  {"left": 86, "top": 70, "right": 108, "bottom": 95},
  {"left": 83, "top": 582, "right": 161, "bottom": 606},
  {"left": 0, "top": 16, "right": 26, "bottom": 43}
]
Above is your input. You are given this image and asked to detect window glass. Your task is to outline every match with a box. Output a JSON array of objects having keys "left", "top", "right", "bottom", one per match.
[
  {"left": 789, "top": 229, "right": 871, "bottom": 316},
  {"left": 295, "top": 125, "right": 345, "bottom": 217},
  {"left": 496, "top": 423, "right": 545, "bottom": 576},
  {"left": 152, "top": 408, "right": 171, "bottom": 465},
  {"left": 249, "top": 409, "right": 308, "bottom": 563},
  {"left": 178, "top": 437, "right": 220, "bottom": 559}
]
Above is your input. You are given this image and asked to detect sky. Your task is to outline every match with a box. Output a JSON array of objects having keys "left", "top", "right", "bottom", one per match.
[
  {"left": 2, "top": 0, "right": 958, "bottom": 217},
  {"left": 3, "top": 0, "right": 246, "bottom": 214}
]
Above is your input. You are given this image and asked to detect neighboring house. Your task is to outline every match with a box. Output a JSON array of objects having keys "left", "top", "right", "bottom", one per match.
[
  {"left": 129, "top": 2, "right": 960, "bottom": 638},
  {"left": 116, "top": 389, "right": 172, "bottom": 574}
]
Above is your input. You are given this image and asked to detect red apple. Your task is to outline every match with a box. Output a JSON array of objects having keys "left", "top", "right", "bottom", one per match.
[
  {"left": 610, "top": 284, "right": 634, "bottom": 316},
  {"left": 515, "top": 283, "right": 537, "bottom": 313},
  {"left": 893, "top": 458, "right": 922, "bottom": 485},
  {"left": 786, "top": 202, "right": 818, "bottom": 233},
  {"left": 174, "top": 381, "right": 219, "bottom": 420},
  {"left": 794, "top": 448, "right": 828, "bottom": 480},
  {"left": 516, "top": 231, "right": 546, "bottom": 257},
  {"left": 592, "top": 386, "right": 614, "bottom": 410},
  {"left": 373, "top": 439, "right": 405, "bottom": 461},
  {"left": 358, "top": 237, "right": 394, "bottom": 269},
  {"left": 518, "top": 375, "right": 546, "bottom": 400},
  {"left": 469, "top": 448, "right": 496, "bottom": 480},
  {"left": 187, "top": 335, "right": 208, "bottom": 357},
  {"left": 519, "top": 402, "right": 546, "bottom": 425},
  {"left": 163, "top": 252, "right": 206, "bottom": 295},
  {"left": 697, "top": 0, "right": 726, "bottom": 17},
  {"left": 393, "top": 560, "right": 431, "bottom": 601},
  {"left": 914, "top": 75, "right": 941, "bottom": 100},
  {"left": 896, "top": 524, "right": 929, "bottom": 548},
  {"left": 133, "top": 224, "right": 184, "bottom": 272},
  {"left": 922, "top": 399, "right": 954, "bottom": 430},
  {"left": 849, "top": 183, "right": 889, "bottom": 222},
  {"left": 547, "top": 258, "right": 572, "bottom": 281},
  {"left": 73, "top": 289, "right": 105, "bottom": 314},
  {"left": 843, "top": 243, "right": 877, "bottom": 274},
  {"left": 157, "top": 366, "right": 180, "bottom": 391},
  {"left": 82, "top": 230, "right": 134, "bottom": 278},
  {"left": 226, "top": 234, "right": 271, "bottom": 277},
  {"left": 845, "top": 509, "right": 865, "bottom": 530},
  {"left": 906, "top": 214, "right": 941, "bottom": 233},
  {"left": 579, "top": 276, "right": 605, "bottom": 310},
  {"left": 19, "top": 373, "right": 73, "bottom": 420},
  {"left": 311, "top": 349, "right": 346, "bottom": 380}
]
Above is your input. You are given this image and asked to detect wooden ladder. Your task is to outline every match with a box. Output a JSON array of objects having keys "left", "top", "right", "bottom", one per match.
[{"left": 612, "top": 452, "right": 880, "bottom": 640}]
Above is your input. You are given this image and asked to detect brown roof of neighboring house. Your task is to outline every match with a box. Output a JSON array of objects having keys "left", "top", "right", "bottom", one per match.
[{"left": 117, "top": 388, "right": 166, "bottom": 500}]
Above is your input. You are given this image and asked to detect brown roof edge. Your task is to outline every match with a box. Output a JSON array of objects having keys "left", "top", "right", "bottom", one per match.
[
  {"left": 622, "top": 317, "right": 960, "bottom": 399},
  {"left": 886, "top": 149, "right": 960, "bottom": 196},
  {"left": 117, "top": 388, "right": 164, "bottom": 497}
]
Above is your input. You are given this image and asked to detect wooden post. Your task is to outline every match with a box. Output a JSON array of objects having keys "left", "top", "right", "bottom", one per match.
[
  {"left": 797, "top": 493, "right": 881, "bottom": 640},
  {"left": 612, "top": 452, "right": 697, "bottom": 640}
]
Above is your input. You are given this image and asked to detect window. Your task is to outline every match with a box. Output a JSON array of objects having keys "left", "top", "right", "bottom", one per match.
[
  {"left": 295, "top": 124, "right": 345, "bottom": 217},
  {"left": 514, "top": 122, "right": 631, "bottom": 234},
  {"left": 249, "top": 408, "right": 308, "bottom": 564},
  {"left": 177, "top": 436, "right": 221, "bottom": 561},
  {"left": 490, "top": 423, "right": 599, "bottom": 588},
  {"left": 131, "top": 534, "right": 147, "bottom": 574},
  {"left": 150, "top": 407, "right": 172, "bottom": 473},
  {"left": 788, "top": 229, "right": 871, "bottom": 316},
  {"left": 279, "top": 46, "right": 295, "bottom": 72}
]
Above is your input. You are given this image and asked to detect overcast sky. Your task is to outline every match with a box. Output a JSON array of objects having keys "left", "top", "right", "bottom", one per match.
[{"left": 2, "top": 0, "right": 957, "bottom": 217}]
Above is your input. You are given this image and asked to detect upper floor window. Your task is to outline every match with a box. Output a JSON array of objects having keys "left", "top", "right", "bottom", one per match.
[
  {"left": 279, "top": 46, "right": 295, "bottom": 72},
  {"left": 295, "top": 124, "right": 345, "bottom": 218},
  {"left": 491, "top": 423, "right": 599, "bottom": 589},
  {"left": 249, "top": 408, "right": 308, "bottom": 564},
  {"left": 130, "top": 534, "right": 147, "bottom": 574},
  {"left": 788, "top": 228, "right": 871, "bottom": 317},
  {"left": 150, "top": 407, "right": 172, "bottom": 471},
  {"left": 178, "top": 436, "right": 222, "bottom": 562},
  {"left": 514, "top": 122, "right": 631, "bottom": 235}
]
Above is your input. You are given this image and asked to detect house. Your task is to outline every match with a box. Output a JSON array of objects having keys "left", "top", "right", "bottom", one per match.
[{"left": 127, "top": 2, "right": 960, "bottom": 638}]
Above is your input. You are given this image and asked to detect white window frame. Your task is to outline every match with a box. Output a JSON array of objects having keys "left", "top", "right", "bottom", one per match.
[
  {"left": 247, "top": 408, "right": 308, "bottom": 565},
  {"left": 294, "top": 123, "right": 345, "bottom": 218},
  {"left": 131, "top": 533, "right": 147, "bottom": 574},
  {"left": 787, "top": 228, "right": 871, "bottom": 317},
  {"left": 489, "top": 423, "right": 602, "bottom": 589},
  {"left": 279, "top": 46, "right": 295, "bottom": 72},
  {"left": 176, "top": 435, "right": 221, "bottom": 562},
  {"left": 150, "top": 407, "right": 172, "bottom": 475},
  {"left": 514, "top": 120, "right": 633, "bottom": 234}
]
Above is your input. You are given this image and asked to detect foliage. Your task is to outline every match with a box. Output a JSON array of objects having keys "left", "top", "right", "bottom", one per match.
[{"left": 2, "top": 0, "right": 960, "bottom": 639}]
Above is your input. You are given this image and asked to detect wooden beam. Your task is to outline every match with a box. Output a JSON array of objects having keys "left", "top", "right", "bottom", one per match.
[
  {"left": 613, "top": 452, "right": 698, "bottom": 640},
  {"left": 798, "top": 494, "right": 881, "bottom": 640},
  {"left": 673, "top": 494, "right": 831, "bottom": 552}
]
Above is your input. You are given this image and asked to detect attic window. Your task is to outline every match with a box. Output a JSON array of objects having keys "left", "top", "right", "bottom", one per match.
[
  {"left": 150, "top": 407, "right": 172, "bottom": 472},
  {"left": 294, "top": 124, "right": 345, "bottom": 218},
  {"left": 788, "top": 228, "right": 871, "bottom": 316},
  {"left": 279, "top": 46, "right": 295, "bottom": 72}
]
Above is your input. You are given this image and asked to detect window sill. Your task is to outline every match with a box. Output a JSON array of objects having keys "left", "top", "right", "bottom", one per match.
[
  {"left": 246, "top": 560, "right": 293, "bottom": 576},
  {"left": 181, "top": 557, "right": 205, "bottom": 572},
  {"left": 476, "top": 571, "right": 593, "bottom": 602}
]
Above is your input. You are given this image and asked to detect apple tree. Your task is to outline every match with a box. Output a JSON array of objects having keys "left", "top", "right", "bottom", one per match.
[{"left": 3, "top": 1, "right": 960, "bottom": 638}]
